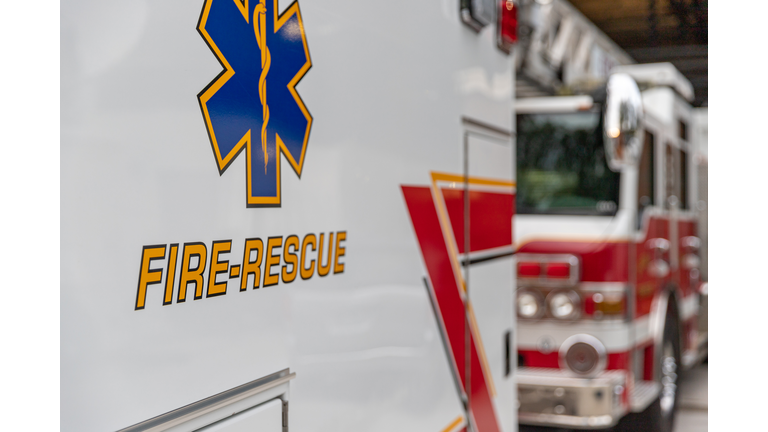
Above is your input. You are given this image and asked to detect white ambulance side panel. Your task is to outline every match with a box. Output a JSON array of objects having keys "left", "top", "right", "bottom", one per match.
[{"left": 61, "top": 1, "right": 516, "bottom": 431}]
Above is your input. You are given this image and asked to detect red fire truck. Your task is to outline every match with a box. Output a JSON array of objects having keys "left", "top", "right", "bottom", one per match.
[{"left": 513, "top": 62, "right": 707, "bottom": 431}]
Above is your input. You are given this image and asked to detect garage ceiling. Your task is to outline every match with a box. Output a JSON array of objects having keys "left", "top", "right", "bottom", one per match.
[{"left": 568, "top": 0, "right": 708, "bottom": 107}]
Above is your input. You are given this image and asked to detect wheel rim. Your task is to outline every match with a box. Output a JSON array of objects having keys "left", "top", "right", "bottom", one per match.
[{"left": 659, "top": 341, "right": 678, "bottom": 417}]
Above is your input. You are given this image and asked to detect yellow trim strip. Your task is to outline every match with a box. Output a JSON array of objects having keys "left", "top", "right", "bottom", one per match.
[
  {"left": 429, "top": 173, "right": 466, "bottom": 294},
  {"left": 429, "top": 171, "right": 508, "bottom": 399},
  {"left": 440, "top": 415, "right": 465, "bottom": 432},
  {"left": 468, "top": 303, "right": 497, "bottom": 397},
  {"left": 431, "top": 171, "right": 516, "bottom": 188}
]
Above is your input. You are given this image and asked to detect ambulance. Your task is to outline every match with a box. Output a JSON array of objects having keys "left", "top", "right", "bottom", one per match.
[
  {"left": 513, "top": 63, "right": 708, "bottom": 430},
  {"left": 61, "top": 1, "right": 521, "bottom": 431}
]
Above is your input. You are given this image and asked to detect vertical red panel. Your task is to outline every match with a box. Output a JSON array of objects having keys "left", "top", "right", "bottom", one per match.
[
  {"left": 643, "top": 344, "right": 655, "bottom": 381},
  {"left": 402, "top": 186, "right": 502, "bottom": 432},
  {"left": 441, "top": 189, "right": 514, "bottom": 253},
  {"left": 607, "top": 351, "right": 630, "bottom": 371}
]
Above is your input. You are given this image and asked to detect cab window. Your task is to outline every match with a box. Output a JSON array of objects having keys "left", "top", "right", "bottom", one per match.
[
  {"left": 664, "top": 144, "right": 677, "bottom": 209},
  {"left": 637, "top": 131, "right": 655, "bottom": 228},
  {"left": 638, "top": 131, "right": 655, "bottom": 208},
  {"left": 680, "top": 148, "right": 689, "bottom": 210}
]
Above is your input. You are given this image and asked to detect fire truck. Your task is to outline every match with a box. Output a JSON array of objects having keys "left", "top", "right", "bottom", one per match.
[
  {"left": 513, "top": 62, "right": 708, "bottom": 431},
  {"left": 62, "top": 1, "right": 522, "bottom": 431}
]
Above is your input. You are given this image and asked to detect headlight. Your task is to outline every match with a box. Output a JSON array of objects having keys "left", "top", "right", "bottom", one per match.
[
  {"left": 517, "top": 290, "right": 544, "bottom": 319},
  {"left": 547, "top": 290, "right": 581, "bottom": 320},
  {"left": 559, "top": 334, "right": 607, "bottom": 377}
]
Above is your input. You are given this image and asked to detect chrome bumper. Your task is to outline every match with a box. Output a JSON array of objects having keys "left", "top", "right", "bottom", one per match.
[{"left": 517, "top": 367, "right": 628, "bottom": 429}]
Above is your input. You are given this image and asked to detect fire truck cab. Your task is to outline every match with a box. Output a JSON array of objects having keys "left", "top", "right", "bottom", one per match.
[{"left": 513, "top": 62, "right": 707, "bottom": 430}]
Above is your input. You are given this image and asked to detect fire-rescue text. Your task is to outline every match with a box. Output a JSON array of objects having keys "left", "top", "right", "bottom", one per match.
[{"left": 135, "top": 231, "right": 347, "bottom": 310}]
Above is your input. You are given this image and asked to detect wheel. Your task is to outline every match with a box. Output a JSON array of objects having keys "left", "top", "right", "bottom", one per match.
[{"left": 614, "top": 308, "right": 680, "bottom": 432}]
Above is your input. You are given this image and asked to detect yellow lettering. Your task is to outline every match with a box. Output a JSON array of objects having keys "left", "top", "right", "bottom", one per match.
[
  {"left": 317, "top": 232, "right": 334, "bottom": 277},
  {"left": 282, "top": 235, "right": 299, "bottom": 283},
  {"left": 207, "top": 240, "right": 231, "bottom": 297},
  {"left": 334, "top": 231, "right": 346, "bottom": 274},
  {"left": 178, "top": 243, "right": 208, "bottom": 302},
  {"left": 164, "top": 244, "right": 178, "bottom": 305},
  {"left": 301, "top": 234, "right": 316, "bottom": 280},
  {"left": 135, "top": 245, "right": 166, "bottom": 310},
  {"left": 241, "top": 238, "right": 264, "bottom": 290},
  {"left": 263, "top": 236, "right": 283, "bottom": 287}
]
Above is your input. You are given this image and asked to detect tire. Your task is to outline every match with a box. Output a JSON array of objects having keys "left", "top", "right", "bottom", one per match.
[{"left": 613, "top": 308, "right": 680, "bottom": 432}]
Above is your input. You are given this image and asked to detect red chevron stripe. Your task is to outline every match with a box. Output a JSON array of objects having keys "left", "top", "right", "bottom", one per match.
[{"left": 402, "top": 186, "right": 501, "bottom": 432}]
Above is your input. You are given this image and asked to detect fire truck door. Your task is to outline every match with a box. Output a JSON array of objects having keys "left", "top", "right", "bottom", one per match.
[{"left": 462, "top": 119, "right": 516, "bottom": 432}]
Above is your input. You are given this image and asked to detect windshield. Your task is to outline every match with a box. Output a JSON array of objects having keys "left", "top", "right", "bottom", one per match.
[{"left": 516, "top": 110, "right": 620, "bottom": 216}]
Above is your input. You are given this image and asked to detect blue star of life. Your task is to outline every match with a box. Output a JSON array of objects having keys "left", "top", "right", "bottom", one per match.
[{"left": 198, "top": 0, "right": 312, "bottom": 207}]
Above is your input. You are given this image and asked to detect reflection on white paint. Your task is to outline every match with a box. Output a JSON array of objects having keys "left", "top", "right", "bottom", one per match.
[
  {"left": 455, "top": 67, "right": 513, "bottom": 101},
  {"left": 68, "top": 1, "right": 149, "bottom": 77}
]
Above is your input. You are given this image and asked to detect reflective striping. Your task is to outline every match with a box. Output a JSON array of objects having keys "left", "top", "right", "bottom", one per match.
[
  {"left": 578, "top": 282, "right": 627, "bottom": 293},
  {"left": 518, "top": 316, "right": 652, "bottom": 352},
  {"left": 431, "top": 171, "right": 516, "bottom": 188},
  {"left": 514, "top": 213, "right": 633, "bottom": 244},
  {"left": 518, "top": 294, "right": 697, "bottom": 354}
]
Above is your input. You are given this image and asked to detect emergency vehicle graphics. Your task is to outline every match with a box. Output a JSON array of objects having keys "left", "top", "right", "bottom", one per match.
[
  {"left": 134, "top": 232, "right": 347, "bottom": 310},
  {"left": 198, "top": 0, "right": 312, "bottom": 207},
  {"left": 61, "top": 1, "right": 519, "bottom": 431},
  {"left": 402, "top": 172, "right": 516, "bottom": 432},
  {"left": 513, "top": 64, "right": 706, "bottom": 430}
]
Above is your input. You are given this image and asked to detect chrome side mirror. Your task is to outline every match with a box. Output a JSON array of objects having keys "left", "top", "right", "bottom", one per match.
[{"left": 603, "top": 73, "right": 644, "bottom": 171}]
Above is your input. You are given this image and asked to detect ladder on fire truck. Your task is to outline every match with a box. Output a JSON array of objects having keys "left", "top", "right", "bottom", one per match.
[{"left": 514, "top": 0, "right": 635, "bottom": 97}]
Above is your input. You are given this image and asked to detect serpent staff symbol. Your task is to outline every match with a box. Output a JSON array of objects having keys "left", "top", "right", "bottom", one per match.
[{"left": 254, "top": 0, "right": 271, "bottom": 174}]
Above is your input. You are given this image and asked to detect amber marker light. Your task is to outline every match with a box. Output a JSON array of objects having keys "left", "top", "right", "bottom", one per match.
[{"left": 584, "top": 291, "right": 626, "bottom": 319}]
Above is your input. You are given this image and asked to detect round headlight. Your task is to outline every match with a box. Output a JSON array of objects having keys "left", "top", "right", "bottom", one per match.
[
  {"left": 517, "top": 290, "right": 543, "bottom": 319},
  {"left": 547, "top": 290, "right": 581, "bottom": 320},
  {"left": 559, "top": 334, "right": 607, "bottom": 377}
]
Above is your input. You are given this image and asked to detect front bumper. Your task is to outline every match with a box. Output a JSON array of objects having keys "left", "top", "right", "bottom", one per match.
[{"left": 517, "top": 367, "right": 628, "bottom": 429}]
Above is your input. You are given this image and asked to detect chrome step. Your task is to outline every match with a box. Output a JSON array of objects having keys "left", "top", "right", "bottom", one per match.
[{"left": 630, "top": 380, "right": 660, "bottom": 412}]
